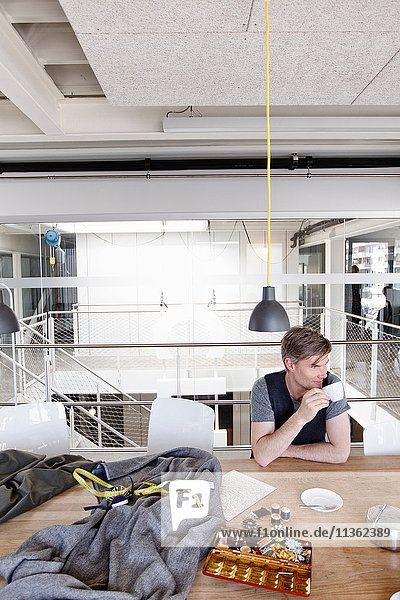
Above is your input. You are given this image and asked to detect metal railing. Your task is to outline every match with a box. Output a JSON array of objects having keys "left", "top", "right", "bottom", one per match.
[
  {"left": 2, "top": 313, "right": 151, "bottom": 446},
  {"left": 0, "top": 350, "right": 141, "bottom": 448},
  {"left": 1, "top": 303, "right": 400, "bottom": 452}
]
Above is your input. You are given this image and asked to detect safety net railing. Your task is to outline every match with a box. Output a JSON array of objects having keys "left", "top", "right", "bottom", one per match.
[{"left": 1, "top": 303, "right": 399, "bottom": 451}]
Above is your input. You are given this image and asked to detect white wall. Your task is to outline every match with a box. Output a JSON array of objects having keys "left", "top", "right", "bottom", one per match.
[{"left": 74, "top": 225, "right": 294, "bottom": 345}]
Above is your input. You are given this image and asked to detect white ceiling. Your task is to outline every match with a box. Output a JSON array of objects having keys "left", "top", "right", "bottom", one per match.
[
  {"left": 59, "top": 0, "right": 400, "bottom": 106},
  {"left": 59, "top": 0, "right": 253, "bottom": 33},
  {"left": 0, "top": 0, "right": 399, "bottom": 161}
]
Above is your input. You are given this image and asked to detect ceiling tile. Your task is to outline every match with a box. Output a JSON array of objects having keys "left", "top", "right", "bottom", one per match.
[
  {"left": 74, "top": 31, "right": 400, "bottom": 106},
  {"left": 75, "top": 32, "right": 266, "bottom": 105},
  {"left": 250, "top": 0, "right": 400, "bottom": 32},
  {"left": 269, "top": 32, "right": 400, "bottom": 105},
  {"left": 59, "top": 0, "right": 253, "bottom": 33},
  {"left": 353, "top": 50, "right": 400, "bottom": 104}
]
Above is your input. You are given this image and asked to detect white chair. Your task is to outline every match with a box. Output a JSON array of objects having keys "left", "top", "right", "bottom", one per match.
[
  {"left": 147, "top": 397, "right": 214, "bottom": 455},
  {"left": 0, "top": 402, "right": 69, "bottom": 456},
  {"left": 363, "top": 421, "right": 400, "bottom": 456},
  {"left": 213, "top": 429, "right": 228, "bottom": 447}
]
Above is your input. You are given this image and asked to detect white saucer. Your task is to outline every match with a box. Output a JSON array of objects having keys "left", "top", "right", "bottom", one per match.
[{"left": 301, "top": 488, "right": 343, "bottom": 512}]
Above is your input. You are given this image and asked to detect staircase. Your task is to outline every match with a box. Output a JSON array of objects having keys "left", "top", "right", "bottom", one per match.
[{"left": 0, "top": 314, "right": 150, "bottom": 449}]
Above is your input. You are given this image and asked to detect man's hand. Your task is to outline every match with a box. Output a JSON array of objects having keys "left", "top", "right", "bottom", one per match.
[{"left": 296, "top": 388, "right": 330, "bottom": 425}]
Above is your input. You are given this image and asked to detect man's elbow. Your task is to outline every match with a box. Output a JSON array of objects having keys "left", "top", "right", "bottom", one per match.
[
  {"left": 332, "top": 446, "right": 350, "bottom": 464},
  {"left": 252, "top": 446, "right": 272, "bottom": 468},
  {"left": 255, "top": 455, "right": 272, "bottom": 468}
]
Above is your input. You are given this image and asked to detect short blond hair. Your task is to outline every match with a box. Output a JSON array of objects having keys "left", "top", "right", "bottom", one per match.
[{"left": 281, "top": 326, "right": 331, "bottom": 368}]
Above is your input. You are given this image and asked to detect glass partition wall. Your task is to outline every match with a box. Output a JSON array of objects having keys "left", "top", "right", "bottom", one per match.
[{"left": 1, "top": 218, "right": 399, "bottom": 450}]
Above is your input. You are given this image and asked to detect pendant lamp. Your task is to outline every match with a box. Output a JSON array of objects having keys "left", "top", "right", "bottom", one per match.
[
  {"left": 0, "top": 288, "right": 20, "bottom": 334},
  {"left": 249, "top": 0, "right": 290, "bottom": 333},
  {"left": 0, "top": 283, "right": 20, "bottom": 405}
]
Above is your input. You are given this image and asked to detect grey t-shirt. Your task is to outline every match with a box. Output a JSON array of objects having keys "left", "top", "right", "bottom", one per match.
[{"left": 251, "top": 371, "right": 350, "bottom": 423}]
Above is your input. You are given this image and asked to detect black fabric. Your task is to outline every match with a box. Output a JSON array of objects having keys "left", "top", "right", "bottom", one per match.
[
  {"left": 0, "top": 450, "right": 43, "bottom": 486},
  {"left": 265, "top": 370, "right": 327, "bottom": 445},
  {"left": 0, "top": 449, "right": 95, "bottom": 524}
]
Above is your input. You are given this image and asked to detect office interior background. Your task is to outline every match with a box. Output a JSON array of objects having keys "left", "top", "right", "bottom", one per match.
[{"left": 1, "top": 0, "right": 400, "bottom": 453}]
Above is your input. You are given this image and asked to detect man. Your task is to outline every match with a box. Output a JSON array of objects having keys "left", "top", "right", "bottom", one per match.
[
  {"left": 350, "top": 264, "right": 362, "bottom": 323},
  {"left": 378, "top": 286, "right": 393, "bottom": 335},
  {"left": 251, "top": 326, "right": 350, "bottom": 467}
]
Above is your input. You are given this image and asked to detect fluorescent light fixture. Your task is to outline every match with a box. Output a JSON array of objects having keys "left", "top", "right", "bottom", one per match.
[
  {"left": 163, "top": 116, "right": 400, "bottom": 133},
  {"left": 163, "top": 117, "right": 266, "bottom": 133},
  {"left": 196, "top": 241, "right": 239, "bottom": 245},
  {"left": 53, "top": 221, "right": 208, "bottom": 234},
  {"left": 164, "top": 220, "right": 208, "bottom": 232}
]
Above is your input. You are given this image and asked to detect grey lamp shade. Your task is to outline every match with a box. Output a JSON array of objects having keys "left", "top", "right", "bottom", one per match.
[
  {"left": 0, "top": 302, "right": 20, "bottom": 334},
  {"left": 248, "top": 286, "right": 290, "bottom": 332}
]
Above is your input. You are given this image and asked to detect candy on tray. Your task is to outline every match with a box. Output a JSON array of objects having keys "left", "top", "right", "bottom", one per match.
[{"left": 203, "top": 530, "right": 312, "bottom": 597}]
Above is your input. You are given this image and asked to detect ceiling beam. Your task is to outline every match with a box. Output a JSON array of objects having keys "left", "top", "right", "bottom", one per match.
[
  {"left": 0, "top": 9, "right": 64, "bottom": 134},
  {"left": 13, "top": 23, "right": 88, "bottom": 66},
  {"left": 1, "top": 0, "right": 68, "bottom": 24}
]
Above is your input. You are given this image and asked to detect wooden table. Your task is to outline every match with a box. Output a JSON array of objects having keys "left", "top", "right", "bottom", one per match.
[{"left": 0, "top": 456, "right": 399, "bottom": 599}]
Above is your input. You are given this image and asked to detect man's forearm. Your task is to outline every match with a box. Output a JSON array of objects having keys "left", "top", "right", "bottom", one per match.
[
  {"left": 281, "top": 442, "right": 349, "bottom": 463},
  {"left": 253, "top": 413, "right": 306, "bottom": 467}
]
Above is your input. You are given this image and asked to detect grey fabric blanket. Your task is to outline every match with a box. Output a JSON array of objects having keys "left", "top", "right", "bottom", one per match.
[{"left": 0, "top": 447, "right": 224, "bottom": 599}]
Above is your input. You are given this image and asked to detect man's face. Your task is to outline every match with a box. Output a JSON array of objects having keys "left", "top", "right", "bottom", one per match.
[{"left": 287, "top": 353, "right": 329, "bottom": 391}]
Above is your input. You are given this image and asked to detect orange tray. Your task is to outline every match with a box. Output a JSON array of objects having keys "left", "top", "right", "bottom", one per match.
[{"left": 203, "top": 545, "right": 311, "bottom": 597}]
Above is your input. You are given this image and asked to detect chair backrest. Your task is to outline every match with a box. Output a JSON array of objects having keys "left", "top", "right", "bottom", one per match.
[
  {"left": 363, "top": 421, "right": 400, "bottom": 456},
  {"left": 147, "top": 397, "right": 214, "bottom": 455},
  {"left": 0, "top": 402, "right": 69, "bottom": 456}
]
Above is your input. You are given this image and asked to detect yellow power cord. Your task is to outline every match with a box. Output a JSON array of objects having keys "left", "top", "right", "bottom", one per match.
[
  {"left": 73, "top": 468, "right": 168, "bottom": 500},
  {"left": 266, "top": 0, "right": 271, "bottom": 287}
]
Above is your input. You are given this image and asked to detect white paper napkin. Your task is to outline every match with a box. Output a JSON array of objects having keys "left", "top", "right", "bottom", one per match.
[{"left": 220, "top": 470, "right": 276, "bottom": 521}]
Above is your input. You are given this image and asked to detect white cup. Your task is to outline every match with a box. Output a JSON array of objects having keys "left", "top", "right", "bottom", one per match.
[
  {"left": 322, "top": 381, "right": 344, "bottom": 402},
  {"left": 389, "top": 593, "right": 400, "bottom": 600}
]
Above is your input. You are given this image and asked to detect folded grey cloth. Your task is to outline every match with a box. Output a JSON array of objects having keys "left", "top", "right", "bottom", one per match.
[
  {"left": 0, "top": 447, "right": 224, "bottom": 599},
  {"left": 0, "top": 449, "right": 95, "bottom": 524}
]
